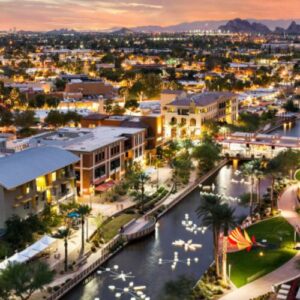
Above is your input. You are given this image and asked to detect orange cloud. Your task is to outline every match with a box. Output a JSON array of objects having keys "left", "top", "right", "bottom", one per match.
[{"left": 0, "top": 0, "right": 299, "bottom": 30}]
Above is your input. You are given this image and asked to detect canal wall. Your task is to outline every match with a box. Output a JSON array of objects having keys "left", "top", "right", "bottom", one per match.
[{"left": 45, "top": 159, "right": 229, "bottom": 300}]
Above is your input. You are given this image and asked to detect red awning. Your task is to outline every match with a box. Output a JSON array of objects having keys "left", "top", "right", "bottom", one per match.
[{"left": 95, "top": 180, "right": 115, "bottom": 192}]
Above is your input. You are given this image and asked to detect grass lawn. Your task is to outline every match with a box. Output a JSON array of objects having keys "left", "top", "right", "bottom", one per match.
[
  {"left": 101, "top": 213, "right": 139, "bottom": 242},
  {"left": 228, "top": 217, "right": 297, "bottom": 288},
  {"left": 295, "top": 169, "right": 300, "bottom": 181}
]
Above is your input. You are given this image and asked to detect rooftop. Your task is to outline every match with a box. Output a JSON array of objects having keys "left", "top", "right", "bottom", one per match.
[
  {"left": 29, "top": 126, "right": 145, "bottom": 152},
  {"left": 0, "top": 147, "right": 79, "bottom": 190},
  {"left": 169, "top": 92, "right": 236, "bottom": 107}
]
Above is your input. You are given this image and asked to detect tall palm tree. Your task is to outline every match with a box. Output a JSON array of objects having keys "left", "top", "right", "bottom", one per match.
[
  {"left": 77, "top": 204, "right": 92, "bottom": 254},
  {"left": 254, "top": 166, "right": 264, "bottom": 210},
  {"left": 241, "top": 160, "right": 256, "bottom": 216},
  {"left": 219, "top": 204, "right": 236, "bottom": 285},
  {"left": 265, "top": 159, "right": 281, "bottom": 212},
  {"left": 60, "top": 227, "right": 71, "bottom": 272},
  {"left": 196, "top": 194, "right": 223, "bottom": 277}
]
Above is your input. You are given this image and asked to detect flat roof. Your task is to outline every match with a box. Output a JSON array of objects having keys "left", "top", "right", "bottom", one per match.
[
  {"left": 0, "top": 147, "right": 79, "bottom": 190},
  {"left": 29, "top": 126, "right": 145, "bottom": 153}
]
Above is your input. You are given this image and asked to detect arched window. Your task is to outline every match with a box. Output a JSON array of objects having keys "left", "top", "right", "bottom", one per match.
[{"left": 190, "top": 118, "right": 196, "bottom": 127}]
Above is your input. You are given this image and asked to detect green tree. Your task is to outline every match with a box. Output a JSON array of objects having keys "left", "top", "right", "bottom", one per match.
[
  {"left": 124, "top": 99, "right": 139, "bottom": 112},
  {"left": 172, "top": 151, "right": 193, "bottom": 186},
  {"left": 196, "top": 194, "right": 223, "bottom": 277},
  {"left": 35, "top": 94, "right": 46, "bottom": 108},
  {"left": 160, "top": 276, "right": 195, "bottom": 300},
  {"left": 45, "top": 110, "right": 64, "bottom": 127},
  {"left": 220, "top": 205, "right": 236, "bottom": 285},
  {"left": 14, "top": 110, "right": 35, "bottom": 128},
  {"left": 283, "top": 99, "right": 299, "bottom": 113},
  {"left": 241, "top": 160, "right": 257, "bottom": 216},
  {"left": 64, "top": 110, "right": 82, "bottom": 125},
  {"left": 76, "top": 204, "right": 92, "bottom": 254},
  {"left": 60, "top": 227, "right": 71, "bottom": 272},
  {"left": 0, "top": 108, "right": 13, "bottom": 127},
  {"left": 193, "top": 138, "right": 220, "bottom": 174},
  {"left": 112, "top": 104, "right": 125, "bottom": 115},
  {"left": 0, "top": 261, "right": 54, "bottom": 300}
]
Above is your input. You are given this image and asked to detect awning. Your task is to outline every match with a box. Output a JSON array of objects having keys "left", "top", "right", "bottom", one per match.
[
  {"left": 0, "top": 235, "right": 57, "bottom": 270},
  {"left": 95, "top": 180, "right": 115, "bottom": 192}
]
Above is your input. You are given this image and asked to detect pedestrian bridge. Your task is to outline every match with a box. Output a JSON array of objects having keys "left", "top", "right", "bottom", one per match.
[{"left": 219, "top": 132, "right": 300, "bottom": 159}]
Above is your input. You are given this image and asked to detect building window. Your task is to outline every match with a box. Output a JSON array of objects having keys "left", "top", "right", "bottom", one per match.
[
  {"left": 24, "top": 202, "right": 30, "bottom": 210},
  {"left": 95, "top": 165, "right": 106, "bottom": 178},
  {"left": 139, "top": 146, "right": 142, "bottom": 157},
  {"left": 110, "top": 158, "right": 120, "bottom": 171},
  {"left": 95, "top": 150, "right": 105, "bottom": 163},
  {"left": 110, "top": 145, "right": 120, "bottom": 157},
  {"left": 75, "top": 170, "right": 80, "bottom": 181},
  {"left": 190, "top": 118, "right": 196, "bottom": 127}
]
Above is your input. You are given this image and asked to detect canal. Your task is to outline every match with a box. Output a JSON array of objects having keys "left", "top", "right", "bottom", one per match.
[
  {"left": 272, "top": 119, "right": 300, "bottom": 137},
  {"left": 63, "top": 163, "right": 270, "bottom": 300}
]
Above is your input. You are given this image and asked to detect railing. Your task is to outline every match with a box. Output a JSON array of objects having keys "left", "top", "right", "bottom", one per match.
[
  {"left": 157, "top": 159, "right": 228, "bottom": 219},
  {"left": 46, "top": 235, "right": 124, "bottom": 300},
  {"left": 123, "top": 217, "right": 156, "bottom": 241}
]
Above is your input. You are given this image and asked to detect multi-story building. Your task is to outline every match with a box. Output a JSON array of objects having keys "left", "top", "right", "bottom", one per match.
[
  {"left": 164, "top": 92, "right": 238, "bottom": 139},
  {"left": 80, "top": 114, "right": 164, "bottom": 153},
  {"left": 28, "top": 126, "right": 146, "bottom": 195},
  {"left": 0, "top": 147, "right": 79, "bottom": 233}
]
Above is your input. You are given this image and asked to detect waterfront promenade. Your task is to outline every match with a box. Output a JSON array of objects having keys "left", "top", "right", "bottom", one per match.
[{"left": 221, "top": 184, "right": 300, "bottom": 300}]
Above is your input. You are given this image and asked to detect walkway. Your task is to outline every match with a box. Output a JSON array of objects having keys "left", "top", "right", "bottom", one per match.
[
  {"left": 221, "top": 184, "right": 300, "bottom": 300},
  {"left": 123, "top": 217, "right": 150, "bottom": 235}
]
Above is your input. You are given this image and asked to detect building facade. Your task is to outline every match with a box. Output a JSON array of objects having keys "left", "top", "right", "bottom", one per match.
[
  {"left": 28, "top": 127, "right": 146, "bottom": 195},
  {"left": 164, "top": 92, "right": 238, "bottom": 139},
  {"left": 0, "top": 147, "right": 79, "bottom": 232}
]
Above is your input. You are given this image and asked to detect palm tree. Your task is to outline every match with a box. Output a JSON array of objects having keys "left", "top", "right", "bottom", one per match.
[
  {"left": 196, "top": 193, "right": 223, "bottom": 277},
  {"left": 60, "top": 227, "right": 71, "bottom": 272},
  {"left": 265, "top": 159, "right": 281, "bottom": 212},
  {"left": 241, "top": 160, "right": 256, "bottom": 216},
  {"left": 220, "top": 204, "right": 236, "bottom": 285},
  {"left": 254, "top": 166, "right": 264, "bottom": 210},
  {"left": 77, "top": 204, "right": 92, "bottom": 254}
]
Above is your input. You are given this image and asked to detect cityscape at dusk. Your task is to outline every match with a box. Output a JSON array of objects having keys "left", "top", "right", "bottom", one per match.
[
  {"left": 0, "top": 1, "right": 300, "bottom": 300},
  {"left": 0, "top": 0, "right": 300, "bottom": 30}
]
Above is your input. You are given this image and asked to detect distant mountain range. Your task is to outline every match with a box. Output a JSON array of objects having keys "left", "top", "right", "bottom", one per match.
[
  {"left": 108, "top": 19, "right": 300, "bottom": 35},
  {"left": 219, "top": 19, "right": 272, "bottom": 34},
  {"left": 15, "top": 19, "right": 299, "bottom": 35}
]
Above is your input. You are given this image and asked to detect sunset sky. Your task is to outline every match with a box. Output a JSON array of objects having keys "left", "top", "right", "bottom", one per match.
[{"left": 0, "top": 0, "right": 300, "bottom": 31}]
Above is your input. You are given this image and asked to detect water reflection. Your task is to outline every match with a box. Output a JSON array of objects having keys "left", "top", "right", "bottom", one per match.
[
  {"left": 63, "top": 164, "right": 270, "bottom": 300},
  {"left": 272, "top": 120, "right": 300, "bottom": 137}
]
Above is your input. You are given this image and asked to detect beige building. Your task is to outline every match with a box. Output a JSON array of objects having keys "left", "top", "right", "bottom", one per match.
[
  {"left": 28, "top": 127, "right": 146, "bottom": 195},
  {"left": 164, "top": 92, "right": 238, "bottom": 139},
  {"left": 0, "top": 147, "right": 79, "bottom": 233}
]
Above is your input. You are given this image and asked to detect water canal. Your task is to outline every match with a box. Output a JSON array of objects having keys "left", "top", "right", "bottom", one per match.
[
  {"left": 272, "top": 119, "right": 300, "bottom": 137},
  {"left": 63, "top": 164, "right": 270, "bottom": 300}
]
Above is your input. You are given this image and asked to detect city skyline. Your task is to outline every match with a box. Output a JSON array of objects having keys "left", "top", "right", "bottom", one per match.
[{"left": 0, "top": 0, "right": 300, "bottom": 31}]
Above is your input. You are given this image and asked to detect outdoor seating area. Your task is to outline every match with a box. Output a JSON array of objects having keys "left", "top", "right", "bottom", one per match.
[{"left": 0, "top": 235, "right": 57, "bottom": 270}]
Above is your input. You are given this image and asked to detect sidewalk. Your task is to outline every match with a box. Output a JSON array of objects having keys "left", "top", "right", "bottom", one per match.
[{"left": 221, "top": 184, "right": 300, "bottom": 300}]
